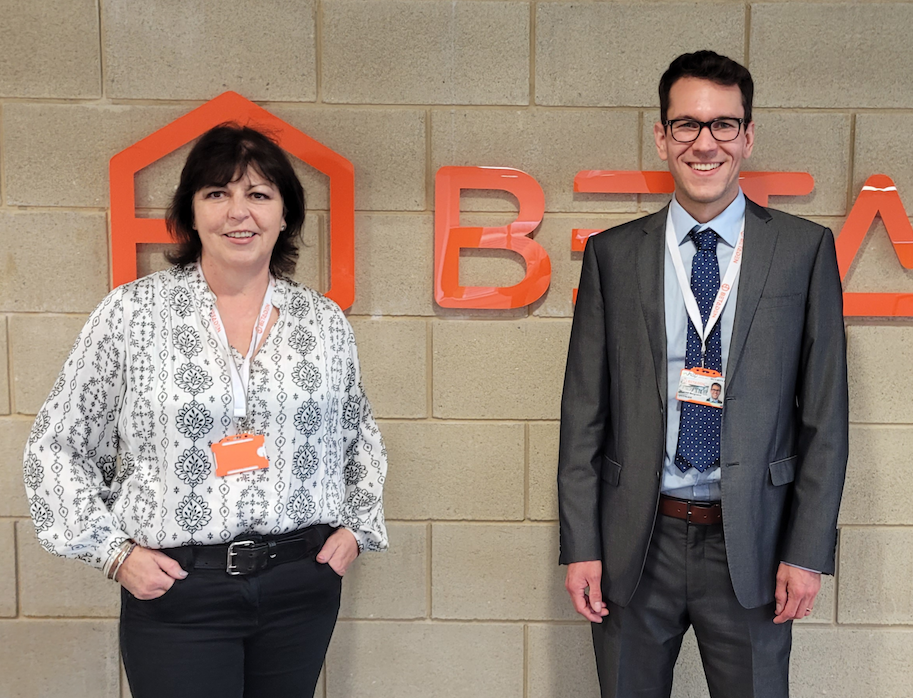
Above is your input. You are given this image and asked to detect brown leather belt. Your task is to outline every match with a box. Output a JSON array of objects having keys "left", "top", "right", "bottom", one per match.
[{"left": 660, "top": 495, "right": 722, "bottom": 525}]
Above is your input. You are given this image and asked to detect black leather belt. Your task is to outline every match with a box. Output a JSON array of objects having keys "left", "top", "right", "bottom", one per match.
[
  {"left": 660, "top": 495, "right": 723, "bottom": 525},
  {"left": 160, "top": 524, "right": 334, "bottom": 576}
]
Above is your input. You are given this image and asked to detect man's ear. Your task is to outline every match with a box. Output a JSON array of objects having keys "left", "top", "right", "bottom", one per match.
[
  {"left": 654, "top": 121, "right": 669, "bottom": 162},
  {"left": 742, "top": 120, "right": 756, "bottom": 159}
]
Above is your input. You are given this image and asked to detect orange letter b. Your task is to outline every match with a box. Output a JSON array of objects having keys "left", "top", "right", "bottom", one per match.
[{"left": 434, "top": 166, "right": 550, "bottom": 309}]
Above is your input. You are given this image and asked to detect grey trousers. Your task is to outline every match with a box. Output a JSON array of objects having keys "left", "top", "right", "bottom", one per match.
[{"left": 591, "top": 513, "right": 792, "bottom": 698}]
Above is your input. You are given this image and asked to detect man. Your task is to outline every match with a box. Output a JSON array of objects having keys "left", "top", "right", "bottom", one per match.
[
  {"left": 558, "top": 51, "right": 847, "bottom": 698},
  {"left": 708, "top": 383, "right": 722, "bottom": 404}
]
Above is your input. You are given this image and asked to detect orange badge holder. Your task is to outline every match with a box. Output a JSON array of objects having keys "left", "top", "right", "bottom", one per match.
[
  {"left": 211, "top": 434, "right": 269, "bottom": 477},
  {"left": 678, "top": 367, "right": 724, "bottom": 408}
]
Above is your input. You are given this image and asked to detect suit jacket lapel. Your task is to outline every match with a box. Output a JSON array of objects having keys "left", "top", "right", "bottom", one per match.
[
  {"left": 726, "top": 199, "right": 776, "bottom": 386},
  {"left": 636, "top": 207, "right": 669, "bottom": 410}
]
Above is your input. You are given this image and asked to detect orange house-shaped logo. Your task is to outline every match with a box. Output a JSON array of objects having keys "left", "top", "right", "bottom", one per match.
[{"left": 109, "top": 91, "right": 356, "bottom": 309}]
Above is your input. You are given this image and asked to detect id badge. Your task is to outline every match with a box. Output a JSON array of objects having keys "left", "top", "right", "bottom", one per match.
[
  {"left": 211, "top": 433, "right": 269, "bottom": 477},
  {"left": 676, "top": 367, "right": 724, "bottom": 408}
]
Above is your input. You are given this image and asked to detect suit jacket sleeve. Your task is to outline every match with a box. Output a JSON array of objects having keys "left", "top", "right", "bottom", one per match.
[
  {"left": 781, "top": 228, "right": 848, "bottom": 574},
  {"left": 558, "top": 236, "right": 609, "bottom": 564}
]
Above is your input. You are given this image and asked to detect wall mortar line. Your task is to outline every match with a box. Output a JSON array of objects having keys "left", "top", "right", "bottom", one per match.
[
  {"left": 318, "top": 212, "right": 328, "bottom": 296},
  {"left": 426, "top": 522, "right": 433, "bottom": 619},
  {"left": 839, "top": 521, "right": 913, "bottom": 528},
  {"left": 315, "top": 0, "right": 324, "bottom": 104},
  {"left": 7, "top": 97, "right": 913, "bottom": 115},
  {"left": 833, "top": 526, "right": 842, "bottom": 625},
  {"left": 425, "top": 108, "right": 433, "bottom": 213},
  {"left": 3, "top": 315, "right": 11, "bottom": 416},
  {"left": 0, "top": 102, "right": 5, "bottom": 209},
  {"left": 846, "top": 112, "right": 858, "bottom": 216},
  {"left": 6, "top": 313, "right": 16, "bottom": 415},
  {"left": 13, "top": 519, "right": 20, "bottom": 618},
  {"left": 744, "top": 2, "right": 752, "bottom": 68},
  {"left": 425, "top": 318, "right": 433, "bottom": 419},
  {"left": 96, "top": 0, "right": 106, "bottom": 100},
  {"left": 523, "top": 623, "right": 530, "bottom": 698},
  {"left": 529, "top": 2, "right": 537, "bottom": 107},
  {"left": 524, "top": 422, "right": 530, "bottom": 520},
  {"left": 637, "top": 109, "right": 644, "bottom": 212}
]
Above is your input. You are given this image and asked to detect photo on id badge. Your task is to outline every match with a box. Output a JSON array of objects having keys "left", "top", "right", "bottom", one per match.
[{"left": 677, "top": 367, "right": 724, "bottom": 408}]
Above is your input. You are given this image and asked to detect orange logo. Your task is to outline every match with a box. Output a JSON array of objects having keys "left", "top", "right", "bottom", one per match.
[
  {"left": 435, "top": 167, "right": 913, "bottom": 316},
  {"left": 110, "top": 91, "right": 356, "bottom": 309},
  {"left": 113, "top": 99, "right": 913, "bottom": 317},
  {"left": 835, "top": 175, "right": 913, "bottom": 316},
  {"left": 434, "top": 167, "right": 815, "bottom": 307},
  {"left": 434, "top": 166, "right": 551, "bottom": 308}
]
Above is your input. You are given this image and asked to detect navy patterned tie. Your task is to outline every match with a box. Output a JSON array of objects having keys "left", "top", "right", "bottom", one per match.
[{"left": 674, "top": 226, "right": 722, "bottom": 473}]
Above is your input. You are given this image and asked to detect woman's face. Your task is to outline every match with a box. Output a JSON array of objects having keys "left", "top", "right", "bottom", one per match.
[{"left": 192, "top": 165, "right": 286, "bottom": 275}]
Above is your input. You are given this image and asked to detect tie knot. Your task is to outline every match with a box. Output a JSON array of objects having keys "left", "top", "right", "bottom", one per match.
[{"left": 690, "top": 226, "right": 718, "bottom": 252}]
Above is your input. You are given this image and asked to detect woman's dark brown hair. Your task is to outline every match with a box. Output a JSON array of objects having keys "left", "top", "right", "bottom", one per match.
[{"left": 165, "top": 123, "right": 306, "bottom": 278}]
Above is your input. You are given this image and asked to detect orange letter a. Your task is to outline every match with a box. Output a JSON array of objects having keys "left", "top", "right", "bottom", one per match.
[{"left": 838, "top": 174, "right": 913, "bottom": 317}]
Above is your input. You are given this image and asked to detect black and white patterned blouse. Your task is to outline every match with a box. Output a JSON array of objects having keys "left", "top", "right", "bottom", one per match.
[{"left": 23, "top": 264, "right": 387, "bottom": 570}]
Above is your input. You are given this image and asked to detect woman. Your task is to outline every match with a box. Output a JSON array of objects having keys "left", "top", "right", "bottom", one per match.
[{"left": 23, "top": 124, "right": 387, "bottom": 697}]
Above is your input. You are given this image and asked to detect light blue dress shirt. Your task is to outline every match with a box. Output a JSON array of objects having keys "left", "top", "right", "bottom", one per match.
[{"left": 661, "top": 191, "right": 745, "bottom": 501}]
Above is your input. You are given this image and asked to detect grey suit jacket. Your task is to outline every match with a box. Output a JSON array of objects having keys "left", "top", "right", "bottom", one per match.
[{"left": 557, "top": 199, "right": 849, "bottom": 609}]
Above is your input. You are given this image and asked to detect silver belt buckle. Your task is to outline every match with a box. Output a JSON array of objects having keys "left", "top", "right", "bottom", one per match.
[{"left": 227, "top": 539, "right": 255, "bottom": 575}]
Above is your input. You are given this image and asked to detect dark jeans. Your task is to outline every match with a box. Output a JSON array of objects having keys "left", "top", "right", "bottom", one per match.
[
  {"left": 591, "top": 513, "right": 792, "bottom": 698},
  {"left": 120, "top": 554, "right": 342, "bottom": 698}
]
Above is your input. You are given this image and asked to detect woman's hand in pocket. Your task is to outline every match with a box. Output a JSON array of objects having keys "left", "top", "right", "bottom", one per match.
[
  {"left": 117, "top": 546, "right": 188, "bottom": 600},
  {"left": 316, "top": 529, "right": 359, "bottom": 576}
]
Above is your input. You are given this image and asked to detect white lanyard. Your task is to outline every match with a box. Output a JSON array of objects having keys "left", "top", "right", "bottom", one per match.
[
  {"left": 208, "top": 277, "right": 275, "bottom": 419},
  {"left": 667, "top": 223, "right": 744, "bottom": 363}
]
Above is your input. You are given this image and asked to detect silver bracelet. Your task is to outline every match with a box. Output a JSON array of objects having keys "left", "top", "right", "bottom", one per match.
[
  {"left": 103, "top": 547, "right": 122, "bottom": 579},
  {"left": 112, "top": 543, "right": 137, "bottom": 583},
  {"left": 105, "top": 540, "right": 135, "bottom": 580}
]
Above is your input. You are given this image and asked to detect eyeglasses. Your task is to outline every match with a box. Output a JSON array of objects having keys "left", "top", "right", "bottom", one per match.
[{"left": 663, "top": 118, "right": 745, "bottom": 143}]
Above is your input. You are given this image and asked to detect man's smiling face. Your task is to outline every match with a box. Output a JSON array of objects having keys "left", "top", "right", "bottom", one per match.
[{"left": 654, "top": 77, "right": 754, "bottom": 223}]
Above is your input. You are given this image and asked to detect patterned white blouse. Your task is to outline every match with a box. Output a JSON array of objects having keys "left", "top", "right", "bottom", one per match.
[{"left": 23, "top": 264, "right": 387, "bottom": 571}]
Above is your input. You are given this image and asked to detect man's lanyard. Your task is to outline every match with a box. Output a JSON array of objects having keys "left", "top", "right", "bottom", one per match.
[
  {"left": 666, "top": 223, "right": 744, "bottom": 364},
  {"left": 208, "top": 276, "right": 275, "bottom": 419}
]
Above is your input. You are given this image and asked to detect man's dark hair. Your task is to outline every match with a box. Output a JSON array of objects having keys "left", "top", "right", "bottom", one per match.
[
  {"left": 659, "top": 51, "right": 754, "bottom": 124},
  {"left": 166, "top": 123, "right": 306, "bottom": 278},
  {"left": 711, "top": 383, "right": 722, "bottom": 390}
]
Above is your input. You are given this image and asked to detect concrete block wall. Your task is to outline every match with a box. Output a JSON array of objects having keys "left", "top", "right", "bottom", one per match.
[{"left": 2, "top": 1, "right": 913, "bottom": 696}]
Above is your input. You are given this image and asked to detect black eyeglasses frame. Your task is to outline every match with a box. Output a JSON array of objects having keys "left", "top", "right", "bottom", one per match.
[{"left": 662, "top": 117, "right": 746, "bottom": 143}]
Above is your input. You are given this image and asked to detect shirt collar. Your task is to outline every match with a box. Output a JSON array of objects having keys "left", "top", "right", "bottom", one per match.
[
  {"left": 188, "top": 261, "right": 286, "bottom": 310},
  {"left": 669, "top": 190, "right": 746, "bottom": 248}
]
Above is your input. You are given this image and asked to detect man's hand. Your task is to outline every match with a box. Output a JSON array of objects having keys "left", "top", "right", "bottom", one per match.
[
  {"left": 565, "top": 560, "right": 609, "bottom": 623},
  {"left": 116, "top": 546, "right": 188, "bottom": 600},
  {"left": 316, "top": 528, "right": 359, "bottom": 576},
  {"left": 774, "top": 563, "right": 821, "bottom": 624}
]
